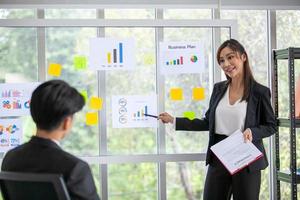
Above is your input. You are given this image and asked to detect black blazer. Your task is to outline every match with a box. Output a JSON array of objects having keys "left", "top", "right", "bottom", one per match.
[
  {"left": 176, "top": 80, "right": 276, "bottom": 171},
  {"left": 1, "top": 136, "right": 100, "bottom": 200}
]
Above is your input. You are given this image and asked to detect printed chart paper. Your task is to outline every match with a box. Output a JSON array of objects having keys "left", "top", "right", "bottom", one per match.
[
  {"left": 159, "top": 42, "right": 205, "bottom": 75},
  {"left": 210, "top": 130, "right": 263, "bottom": 175},
  {"left": 89, "top": 38, "right": 135, "bottom": 71},
  {"left": 0, "top": 82, "right": 40, "bottom": 117},
  {"left": 112, "top": 95, "right": 157, "bottom": 128},
  {"left": 0, "top": 118, "right": 22, "bottom": 152}
]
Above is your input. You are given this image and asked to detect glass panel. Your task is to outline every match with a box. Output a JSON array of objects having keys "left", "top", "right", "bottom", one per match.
[
  {"left": 91, "top": 164, "right": 101, "bottom": 197},
  {"left": 164, "top": 9, "right": 212, "bottom": 19},
  {"left": 278, "top": 128, "right": 300, "bottom": 171},
  {"left": 280, "top": 182, "right": 291, "bottom": 200},
  {"left": 105, "top": 9, "right": 155, "bottom": 19},
  {"left": 0, "top": 28, "right": 38, "bottom": 81},
  {"left": 276, "top": 10, "right": 300, "bottom": 49},
  {"left": 221, "top": 10, "right": 268, "bottom": 86},
  {"left": 105, "top": 28, "right": 156, "bottom": 155},
  {"left": 108, "top": 163, "right": 157, "bottom": 200},
  {"left": 276, "top": 9, "right": 300, "bottom": 196},
  {"left": 0, "top": 27, "right": 38, "bottom": 146},
  {"left": 46, "top": 27, "right": 99, "bottom": 156},
  {"left": 45, "top": 9, "right": 96, "bottom": 19},
  {"left": 163, "top": 27, "right": 213, "bottom": 153},
  {"left": 277, "top": 60, "right": 300, "bottom": 118},
  {"left": 0, "top": 9, "right": 35, "bottom": 19},
  {"left": 167, "top": 162, "right": 206, "bottom": 199},
  {"left": 221, "top": 10, "right": 270, "bottom": 199}
]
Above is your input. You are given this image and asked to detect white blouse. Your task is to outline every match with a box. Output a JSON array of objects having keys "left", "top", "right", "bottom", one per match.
[{"left": 215, "top": 87, "right": 247, "bottom": 136}]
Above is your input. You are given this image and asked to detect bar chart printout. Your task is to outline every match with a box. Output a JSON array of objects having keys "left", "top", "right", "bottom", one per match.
[
  {"left": 107, "top": 43, "right": 123, "bottom": 64},
  {"left": 89, "top": 38, "right": 135, "bottom": 71},
  {"left": 0, "top": 82, "right": 40, "bottom": 116},
  {"left": 133, "top": 105, "right": 148, "bottom": 120},
  {"left": 112, "top": 95, "right": 157, "bottom": 128},
  {"left": 159, "top": 41, "right": 205, "bottom": 75}
]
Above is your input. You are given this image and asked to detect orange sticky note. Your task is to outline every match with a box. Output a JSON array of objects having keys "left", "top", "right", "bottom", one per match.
[
  {"left": 86, "top": 112, "right": 98, "bottom": 126},
  {"left": 48, "top": 63, "right": 62, "bottom": 77},
  {"left": 89, "top": 97, "right": 102, "bottom": 110},
  {"left": 170, "top": 88, "right": 183, "bottom": 100},
  {"left": 193, "top": 87, "right": 205, "bottom": 101}
]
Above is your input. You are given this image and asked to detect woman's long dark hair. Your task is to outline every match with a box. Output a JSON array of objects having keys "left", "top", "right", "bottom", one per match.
[{"left": 216, "top": 39, "right": 255, "bottom": 102}]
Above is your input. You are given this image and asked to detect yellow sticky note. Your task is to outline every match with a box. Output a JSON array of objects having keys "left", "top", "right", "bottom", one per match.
[
  {"left": 74, "top": 56, "right": 87, "bottom": 70},
  {"left": 48, "top": 63, "right": 62, "bottom": 77},
  {"left": 89, "top": 97, "right": 103, "bottom": 110},
  {"left": 143, "top": 53, "right": 155, "bottom": 65},
  {"left": 193, "top": 87, "right": 205, "bottom": 101},
  {"left": 86, "top": 112, "right": 98, "bottom": 126},
  {"left": 80, "top": 90, "right": 88, "bottom": 103},
  {"left": 183, "top": 111, "right": 196, "bottom": 120},
  {"left": 170, "top": 88, "right": 183, "bottom": 100}
]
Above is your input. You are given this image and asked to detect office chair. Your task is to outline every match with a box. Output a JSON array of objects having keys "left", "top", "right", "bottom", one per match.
[{"left": 0, "top": 171, "right": 71, "bottom": 200}]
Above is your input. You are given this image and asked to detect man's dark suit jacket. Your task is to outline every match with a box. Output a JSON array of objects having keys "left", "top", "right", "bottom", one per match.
[
  {"left": 176, "top": 80, "right": 276, "bottom": 171},
  {"left": 1, "top": 136, "right": 100, "bottom": 200}
]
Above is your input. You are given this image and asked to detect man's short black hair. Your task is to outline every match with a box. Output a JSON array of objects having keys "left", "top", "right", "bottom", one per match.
[{"left": 30, "top": 79, "right": 85, "bottom": 131}]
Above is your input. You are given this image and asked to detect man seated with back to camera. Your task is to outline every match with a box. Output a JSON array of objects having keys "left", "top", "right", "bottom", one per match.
[{"left": 1, "top": 79, "right": 100, "bottom": 200}]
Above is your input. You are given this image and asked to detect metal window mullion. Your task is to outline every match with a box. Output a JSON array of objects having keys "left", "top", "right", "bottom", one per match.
[
  {"left": 96, "top": 9, "right": 108, "bottom": 200},
  {"left": 37, "top": 9, "right": 46, "bottom": 82},
  {"left": 79, "top": 153, "right": 206, "bottom": 164},
  {"left": 267, "top": 10, "right": 277, "bottom": 200},
  {"left": 212, "top": 9, "right": 221, "bottom": 86},
  {"left": 0, "top": 19, "right": 238, "bottom": 28},
  {"left": 156, "top": 8, "right": 166, "bottom": 200}
]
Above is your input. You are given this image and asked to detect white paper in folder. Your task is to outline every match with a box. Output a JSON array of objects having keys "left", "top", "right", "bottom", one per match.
[{"left": 210, "top": 130, "right": 263, "bottom": 175}]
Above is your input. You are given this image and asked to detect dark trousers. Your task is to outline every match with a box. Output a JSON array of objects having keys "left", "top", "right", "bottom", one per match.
[{"left": 203, "top": 135, "right": 261, "bottom": 200}]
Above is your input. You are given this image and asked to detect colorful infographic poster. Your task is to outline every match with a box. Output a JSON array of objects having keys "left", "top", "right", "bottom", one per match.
[
  {"left": 0, "top": 118, "right": 22, "bottom": 152},
  {"left": 0, "top": 82, "right": 40, "bottom": 117},
  {"left": 159, "top": 42, "right": 205, "bottom": 74},
  {"left": 89, "top": 38, "right": 135, "bottom": 71},
  {"left": 112, "top": 95, "right": 157, "bottom": 128}
]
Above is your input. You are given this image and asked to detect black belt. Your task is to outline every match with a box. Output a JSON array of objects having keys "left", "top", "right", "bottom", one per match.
[{"left": 214, "top": 133, "right": 228, "bottom": 143}]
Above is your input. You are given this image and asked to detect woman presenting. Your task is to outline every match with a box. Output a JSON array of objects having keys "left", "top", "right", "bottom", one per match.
[{"left": 159, "top": 39, "right": 276, "bottom": 200}]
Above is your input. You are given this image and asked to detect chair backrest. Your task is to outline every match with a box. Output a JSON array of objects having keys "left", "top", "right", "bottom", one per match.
[{"left": 0, "top": 171, "right": 71, "bottom": 200}]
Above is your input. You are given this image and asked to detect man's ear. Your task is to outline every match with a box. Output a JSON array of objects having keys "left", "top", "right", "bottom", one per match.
[{"left": 62, "top": 116, "right": 73, "bottom": 131}]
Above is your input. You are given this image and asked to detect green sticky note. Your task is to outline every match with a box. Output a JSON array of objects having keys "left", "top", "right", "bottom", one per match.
[
  {"left": 80, "top": 90, "right": 88, "bottom": 103},
  {"left": 183, "top": 111, "right": 196, "bottom": 120},
  {"left": 143, "top": 53, "right": 155, "bottom": 65},
  {"left": 74, "top": 56, "right": 87, "bottom": 70}
]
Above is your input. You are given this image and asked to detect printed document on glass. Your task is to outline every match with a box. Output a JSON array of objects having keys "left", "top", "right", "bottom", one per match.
[{"left": 210, "top": 130, "right": 263, "bottom": 175}]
